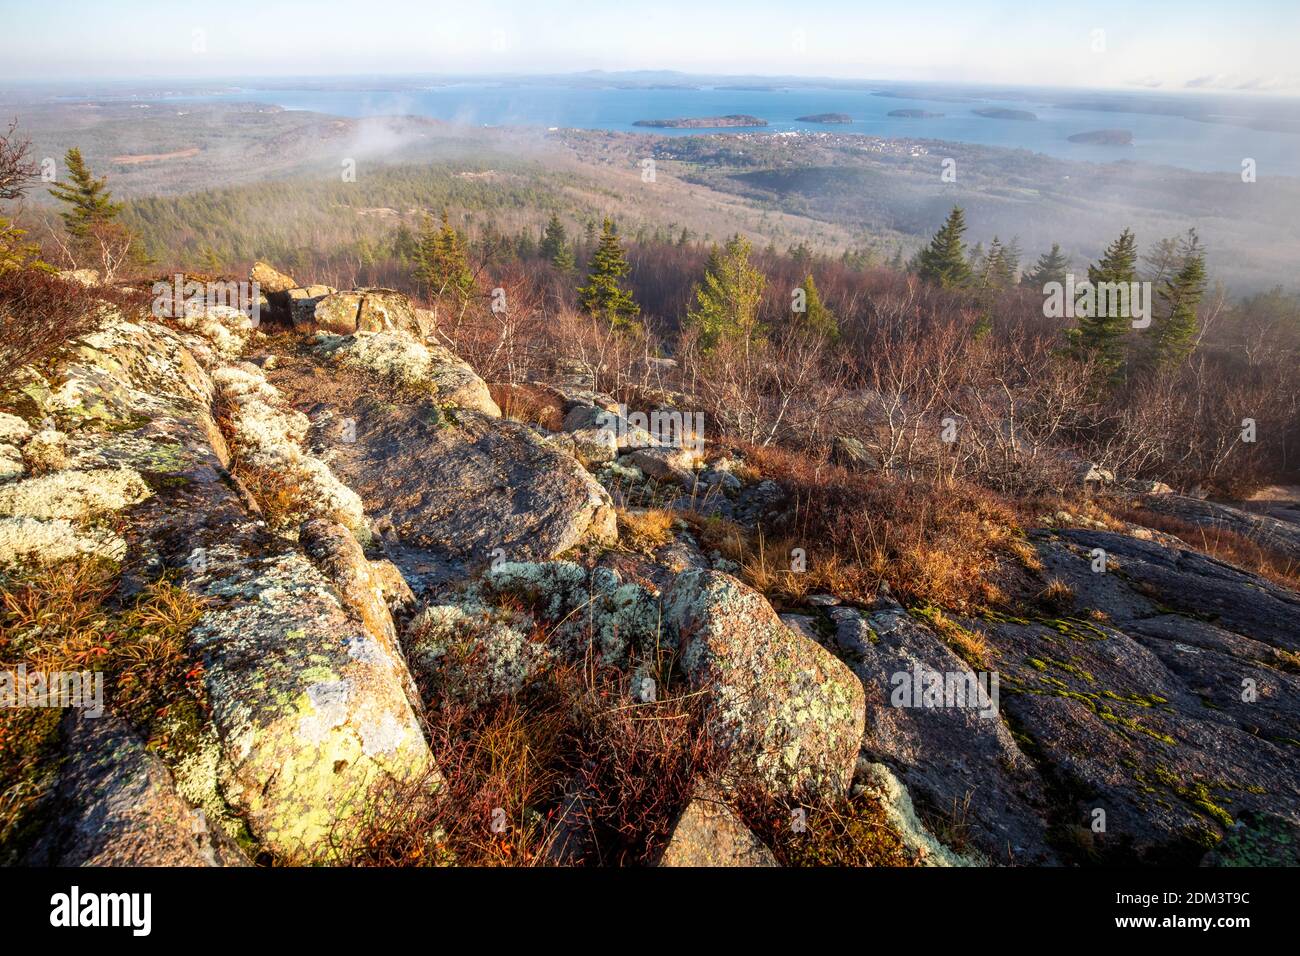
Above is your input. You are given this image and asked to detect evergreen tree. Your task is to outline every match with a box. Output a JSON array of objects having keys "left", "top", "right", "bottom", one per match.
[
  {"left": 540, "top": 214, "right": 575, "bottom": 271},
  {"left": 1023, "top": 243, "right": 1069, "bottom": 288},
  {"left": 1071, "top": 227, "right": 1139, "bottom": 379},
  {"left": 48, "top": 148, "right": 123, "bottom": 238},
  {"left": 577, "top": 218, "right": 639, "bottom": 329},
  {"left": 1002, "top": 237, "right": 1023, "bottom": 282},
  {"left": 417, "top": 210, "right": 475, "bottom": 304},
  {"left": 1148, "top": 230, "right": 1207, "bottom": 371},
  {"left": 916, "top": 206, "right": 972, "bottom": 288},
  {"left": 795, "top": 273, "right": 837, "bottom": 341},
  {"left": 686, "top": 233, "right": 766, "bottom": 349},
  {"left": 0, "top": 216, "right": 46, "bottom": 274}
]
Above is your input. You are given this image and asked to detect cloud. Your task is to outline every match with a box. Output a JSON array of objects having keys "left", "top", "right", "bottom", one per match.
[{"left": 1185, "top": 73, "right": 1300, "bottom": 92}]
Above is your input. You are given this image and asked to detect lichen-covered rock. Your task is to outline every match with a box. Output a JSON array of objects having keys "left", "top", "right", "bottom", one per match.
[
  {"left": 313, "top": 404, "right": 616, "bottom": 589},
  {"left": 300, "top": 517, "right": 418, "bottom": 709},
  {"left": 212, "top": 363, "right": 367, "bottom": 534},
  {"left": 0, "top": 516, "right": 126, "bottom": 568},
  {"left": 312, "top": 289, "right": 424, "bottom": 338},
  {"left": 656, "top": 795, "right": 777, "bottom": 867},
  {"left": 485, "top": 561, "right": 661, "bottom": 664},
  {"left": 21, "top": 428, "right": 69, "bottom": 474},
  {"left": 27, "top": 713, "right": 248, "bottom": 867},
  {"left": 828, "top": 600, "right": 1056, "bottom": 864},
  {"left": 0, "top": 443, "right": 24, "bottom": 482},
  {"left": 568, "top": 426, "right": 618, "bottom": 466},
  {"left": 0, "top": 412, "right": 32, "bottom": 445},
  {"left": 661, "top": 569, "right": 865, "bottom": 801},
  {"left": 316, "top": 330, "right": 501, "bottom": 416},
  {"left": 0, "top": 466, "right": 151, "bottom": 521},
  {"left": 854, "top": 760, "right": 979, "bottom": 867},
  {"left": 406, "top": 601, "right": 552, "bottom": 708},
  {"left": 172, "top": 303, "right": 255, "bottom": 360},
  {"left": 285, "top": 285, "right": 337, "bottom": 326},
  {"left": 250, "top": 260, "right": 298, "bottom": 294},
  {"left": 189, "top": 543, "right": 436, "bottom": 860},
  {"left": 623, "top": 445, "right": 702, "bottom": 486}
]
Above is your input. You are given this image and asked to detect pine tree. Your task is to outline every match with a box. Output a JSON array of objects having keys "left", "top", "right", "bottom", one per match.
[
  {"left": 48, "top": 148, "right": 123, "bottom": 238},
  {"left": 686, "top": 234, "right": 766, "bottom": 350},
  {"left": 916, "top": 206, "right": 972, "bottom": 288},
  {"left": 577, "top": 218, "right": 639, "bottom": 330},
  {"left": 1148, "top": 230, "right": 1206, "bottom": 371},
  {"left": 796, "top": 272, "right": 837, "bottom": 341},
  {"left": 1023, "top": 243, "right": 1069, "bottom": 288},
  {"left": 1071, "top": 228, "right": 1139, "bottom": 379}
]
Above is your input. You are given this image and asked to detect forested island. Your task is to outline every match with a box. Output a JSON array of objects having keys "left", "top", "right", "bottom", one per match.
[
  {"left": 973, "top": 107, "right": 1037, "bottom": 120},
  {"left": 796, "top": 113, "right": 853, "bottom": 123},
  {"left": 633, "top": 114, "right": 767, "bottom": 128},
  {"left": 1067, "top": 128, "right": 1134, "bottom": 145}
]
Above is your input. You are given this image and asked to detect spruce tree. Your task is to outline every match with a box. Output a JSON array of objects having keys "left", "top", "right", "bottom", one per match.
[
  {"left": 577, "top": 218, "right": 639, "bottom": 329},
  {"left": 1023, "top": 243, "right": 1069, "bottom": 288},
  {"left": 796, "top": 272, "right": 837, "bottom": 341},
  {"left": 417, "top": 210, "right": 475, "bottom": 304},
  {"left": 1149, "top": 231, "right": 1206, "bottom": 371},
  {"left": 1072, "top": 228, "right": 1139, "bottom": 379},
  {"left": 686, "top": 234, "right": 766, "bottom": 350},
  {"left": 48, "top": 148, "right": 123, "bottom": 238},
  {"left": 540, "top": 214, "right": 575, "bottom": 271},
  {"left": 916, "top": 206, "right": 972, "bottom": 288}
]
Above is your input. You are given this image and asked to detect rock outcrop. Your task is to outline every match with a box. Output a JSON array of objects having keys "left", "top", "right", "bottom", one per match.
[{"left": 662, "top": 570, "right": 865, "bottom": 802}]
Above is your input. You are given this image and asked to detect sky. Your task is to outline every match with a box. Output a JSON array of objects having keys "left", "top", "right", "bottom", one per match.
[{"left": 3, "top": 0, "right": 1299, "bottom": 93}]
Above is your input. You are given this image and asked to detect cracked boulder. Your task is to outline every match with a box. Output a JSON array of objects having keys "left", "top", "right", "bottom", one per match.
[{"left": 661, "top": 569, "right": 864, "bottom": 802}]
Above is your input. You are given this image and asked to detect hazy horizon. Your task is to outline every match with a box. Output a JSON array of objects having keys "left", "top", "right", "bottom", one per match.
[{"left": 4, "top": 0, "right": 1299, "bottom": 94}]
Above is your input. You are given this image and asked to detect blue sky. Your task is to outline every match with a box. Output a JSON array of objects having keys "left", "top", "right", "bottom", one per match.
[{"left": 3, "top": 0, "right": 1298, "bottom": 92}]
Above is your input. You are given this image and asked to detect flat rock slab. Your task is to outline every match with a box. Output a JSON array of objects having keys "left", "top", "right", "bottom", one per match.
[
  {"left": 832, "top": 602, "right": 1057, "bottom": 864},
  {"left": 316, "top": 403, "right": 615, "bottom": 589}
]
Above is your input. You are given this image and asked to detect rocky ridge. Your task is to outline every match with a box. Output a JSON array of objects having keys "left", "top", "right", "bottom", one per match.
[{"left": 2, "top": 263, "right": 1298, "bottom": 866}]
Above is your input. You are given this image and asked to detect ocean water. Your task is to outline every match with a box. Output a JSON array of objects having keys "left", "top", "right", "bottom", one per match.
[{"left": 164, "top": 84, "right": 1299, "bottom": 175}]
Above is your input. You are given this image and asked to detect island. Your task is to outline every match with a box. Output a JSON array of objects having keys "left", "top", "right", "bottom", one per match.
[
  {"left": 796, "top": 112, "right": 853, "bottom": 124},
  {"left": 633, "top": 115, "right": 767, "bottom": 128},
  {"left": 973, "top": 107, "right": 1037, "bottom": 121},
  {"left": 1067, "top": 128, "right": 1134, "bottom": 145},
  {"left": 888, "top": 109, "right": 944, "bottom": 118}
]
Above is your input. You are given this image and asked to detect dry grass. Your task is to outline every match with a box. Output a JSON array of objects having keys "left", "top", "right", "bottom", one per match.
[
  {"left": 0, "top": 558, "right": 209, "bottom": 861},
  {"left": 616, "top": 507, "right": 676, "bottom": 551},
  {"left": 913, "top": 606, "right": 991, "bottom": 670},
  {"left": 716, "top": 444, "right": 1026, "bottom": 613},
  {"left": 489, "top": 382, "right": 566, "bottom": 431},
  {"left": 1037, "top": 577, "right": 1077, "bottom": 614},
  {"left": 735, "top": 787, "right": 915, "bottom": 867},
  {"left": 1107, "top": 503, "right": 1300, "bottom": 591},
  {"left": 337, "top": 645, "right": 717, "bottom": 867}
]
